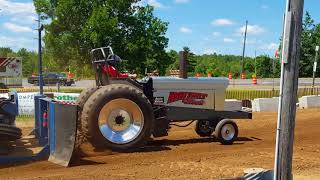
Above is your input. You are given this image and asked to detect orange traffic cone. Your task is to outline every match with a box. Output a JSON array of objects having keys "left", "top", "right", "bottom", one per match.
[
  {"left": 241, "top": 73, "right": 246, "bottom": 79},
  {"left": 252, "top": 75, "right": 257, "bottom": 85}
]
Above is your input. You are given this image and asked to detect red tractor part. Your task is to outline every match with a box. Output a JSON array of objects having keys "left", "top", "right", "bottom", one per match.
[{"left": 104, "top": 65, "right": 129, "bottom": 78}]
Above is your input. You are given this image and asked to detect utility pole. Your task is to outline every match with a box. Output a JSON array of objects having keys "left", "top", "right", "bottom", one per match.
[
  {"left": 37, "top": 13, "right": 44, "bottom": 95},
  {"left": 179, "top": 51, "right": 188, "bottom": 79},
  {"left": 312, "top": 45, "right": 319, "bottom": 94},
  {"left": 274, "top": 50, "right": 280, "bottom": 94},
  {"left": 272, "top": 54, "right": 276, "bottom": 92},
  {"left": 241, "top": 20, "right": 248, "bottom": 79},
  {"left": 254, "top": 50, "right": 257, "bottom": 76},
  {"left": 0, "top": 9, "right": 3, "bottom": 44},
  {"left": 274, "top": 0, "right": 304, "bottom": 180}
]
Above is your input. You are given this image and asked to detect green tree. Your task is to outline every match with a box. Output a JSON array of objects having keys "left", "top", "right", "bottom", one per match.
[
  {"left": 0, "top": 47, "right": 14, "bottom": 57},
  {"left": 182, "top": 47, "right": 197, "bottom": 74},
  {"left": 315, "top": 24, "right": 320, "bottom": 77},
  {"left": 34, "top": 0, "right": 171, "bottom": 76},
  {"left": 300, "top": 12, "right": 316, "bottom": 77},
  {"left": 166, "top": 50, "right": 179, "bottom": 74},
  {"left": 16, "top": 48, "right": 36, "bottom": 77},
  {"left": 256, "top": 56, "right": 270, "bottom": 78}
]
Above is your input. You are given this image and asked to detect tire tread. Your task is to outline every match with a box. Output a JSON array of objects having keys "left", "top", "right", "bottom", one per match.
[{"left": 81, "top": 84, "right": 153, "bottom": 151}]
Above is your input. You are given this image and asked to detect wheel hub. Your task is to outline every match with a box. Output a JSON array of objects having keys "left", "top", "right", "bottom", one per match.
[
  {"left": 98, "top": 98, "right": 144, "bottom": 144},
  {"left": 115, "top": 116, "right": 125, "bottom": 125},
  {"left": 221, "top": 124, "right": 235, "bottom": 141},
  {"left": 107, "top": 109, "right": 132, "bottom": 132}
]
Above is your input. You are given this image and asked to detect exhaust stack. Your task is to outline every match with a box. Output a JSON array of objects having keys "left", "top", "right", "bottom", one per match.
[{"left": 179, "top": 51, "right": 188, "bottom": 79}]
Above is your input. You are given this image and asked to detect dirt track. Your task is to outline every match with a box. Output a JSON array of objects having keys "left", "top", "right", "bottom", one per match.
[{"left": 1, "top": 109, "right": 320, "bottom": 180}]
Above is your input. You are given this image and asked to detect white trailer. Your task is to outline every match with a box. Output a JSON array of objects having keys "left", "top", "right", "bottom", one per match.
[{"left": 0, "top": 57, "right": 22, "bottom": 87}]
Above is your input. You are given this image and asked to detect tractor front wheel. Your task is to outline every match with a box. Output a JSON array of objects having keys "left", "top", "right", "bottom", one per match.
[
  {"left": 215, "top": 119, "right": 238, "bottom": 145},
  {"left": 81, "top": 84, "right": 154, "bottom": 151}
]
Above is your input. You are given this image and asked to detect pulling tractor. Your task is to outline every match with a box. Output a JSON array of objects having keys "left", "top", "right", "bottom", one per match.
[
  {"left": 77, "top": 47, "right": 252, "bottom": 151},
  {"left": 0, "top": 47, "right": 251, "bottom": 167}
]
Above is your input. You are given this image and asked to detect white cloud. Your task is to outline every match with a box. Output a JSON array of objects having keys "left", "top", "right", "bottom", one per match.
[
  {"left": 203, "top": 48, "right": 217, "bottom": 55},
  {"left": 0, "top": 0, "right": 36, "bottom": 32},
  {"left": 212, "top": 32, "right": 221, "bottom": 37},
  {"left": 3, "top": 22, "right": 33, "bottom": 33},
  {"left": 211, "top": 19, "right": 234, "bottom": 26},
  {"left": 179, "top": 27, "right": 192, "bottom": 34},
  {"left": 223, "top": 38, "right": 235, "bottom": 43},
  {"left": 237, "top": 25, "right": 265, "bottom": 35},
  {"left": 11, "top": 15, "right": 36, "bottom": 25},
  {"left": 174, "top": 0, "right": 190, "bottom": 4},
  {"left": 260, "top": 42, "right": 279, "bottom": 51},
  {"left": 147, "top": 0, "right": 167, "bottom": 9},
  {"left": 0, "top": 35, "right": 36, "bottom": 51},
  {"left": 0, "top": 0, "right": 35, "bottom": 15}
]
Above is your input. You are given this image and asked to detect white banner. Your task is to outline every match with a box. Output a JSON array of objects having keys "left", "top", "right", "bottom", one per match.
[
  {"left": 17, "top": 92, "right": 39, "bottom": 115},
  {"left": 0, "top": 92, "right": 80, "bottom": 116},
  {"left": 53, "top": 93, "right": 80, "bottom": 103},
  {"left": 0, "top": 93, "right": 9, "bottom": 99}
]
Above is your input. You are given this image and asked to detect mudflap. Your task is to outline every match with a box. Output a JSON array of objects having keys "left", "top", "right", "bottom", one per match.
[{"left": 48, "top": 102, "right": 78, "bottom": 167}]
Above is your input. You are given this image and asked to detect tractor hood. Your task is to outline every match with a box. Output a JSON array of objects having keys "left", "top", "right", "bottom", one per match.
[
  {"left": 152, "top": 77, "right": 229, "bottom": 111},
  {"left": 152, "top": 77, "right": 229, "bottom": 88}
]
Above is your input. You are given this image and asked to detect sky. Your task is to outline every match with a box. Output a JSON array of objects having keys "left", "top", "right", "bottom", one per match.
[{"left": 0, "top": 0, "right": 319, "bottom": 57}]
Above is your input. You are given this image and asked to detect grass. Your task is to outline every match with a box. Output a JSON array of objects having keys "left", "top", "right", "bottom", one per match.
[
  {"left": 16, "top": 116, "right": 35, "bottom": 128},
  {"left": 16, "top": 115, "right": 34, "bottom": 122}
]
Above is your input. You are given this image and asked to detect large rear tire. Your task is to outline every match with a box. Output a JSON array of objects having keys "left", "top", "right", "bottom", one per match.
[
  {"left": 77, "top": 87, "right": 99, "bottom": 109},
  {"left": 75, "top": 87, "right": 99, "bottom": 152},
  {"left": 81, "top": 84, "right": 154, "bottom": 151}
]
